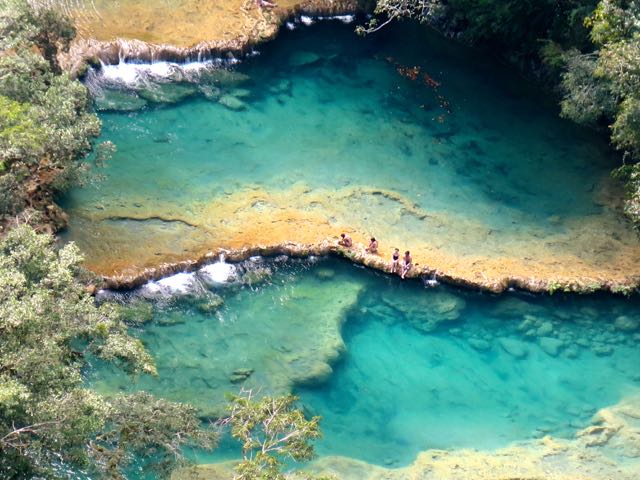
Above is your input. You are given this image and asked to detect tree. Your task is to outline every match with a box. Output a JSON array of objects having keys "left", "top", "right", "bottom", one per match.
[
  {"left": 220, "top": 389, "right": 322, "bottom": 480},
  {"left": 0, "top": 225, "right": 217, "bottom": 478},
  {"left": 0, "top": 0, "right": 104, "bottom": 230},
  {"left": 558, "top": 1, "right": 640, "bottom": 227},
  {"left": 0, "top": 0, "right": 76, "bottom": 73}
]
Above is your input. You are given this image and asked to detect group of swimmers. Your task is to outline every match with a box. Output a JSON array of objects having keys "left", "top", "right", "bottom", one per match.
[{"left": 338, "top": 233, "right": 413, "bottom": 279}]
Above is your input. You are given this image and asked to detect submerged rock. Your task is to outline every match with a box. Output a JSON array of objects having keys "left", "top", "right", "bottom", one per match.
[
  {"left": 138, "top": 82, "right": 198, "bottom": 104},
  {"left": 536, "top": 321, "right": 554, "bottom": 337},
  {"left": 229, "top": 88, "right": 251, "bottom": 98},
  {"left": 242, "top": 266, "right": 272, "bottom": 286},
  {"left": 592, "top": 344, "right": 613, "bottom": 356},
  {"left": 94, "top": 89, "right": 148, "bottom": 111},
  {"left": 381, "top": 289, "right": 466, "bottom": 333},
  {"left": 539, "top": 337, "right": 564, "bottom": 357},
  {"left": 289, "top": 51, "right": 322, "bottom": 67},
  {"left": 195, "top": 294, "right": 224, "bottom": 314},
  {"left": 269, "top": 78, "right": 292, "bottom": 95},
  {"left": 119, "top": 299, "right": 154, "bottom": 325},
  {"left": 218, "top": 94, "right": 247, "bottom": 111},
  {"left": 229, "top": 368, "right": 254, "bottom": 383},
  {"left": 498, "top": 337, "right": 529, "bottom": 358},
  {"left": 468, "top": 338, "right": 491, "bottom": 351},
  {"left": 614, "top": 315, "right": 639, "bottom": 332},
  {"left": 199, "top": 68, "right": 250, "bottom": 88},
  {"left": 198, "top": 84, "right": 222, "bottom": 101},
  {"left": 315, "top": 267, "right": 336, "bottom": 280}
]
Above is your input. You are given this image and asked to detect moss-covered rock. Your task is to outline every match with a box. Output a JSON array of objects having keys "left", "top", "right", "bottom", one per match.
[
  {"left": 119, "top": 299, "right": 154, "bottom": 325},
  {"left": 194, "top": 294, "right": 224, "bottom": 314}
]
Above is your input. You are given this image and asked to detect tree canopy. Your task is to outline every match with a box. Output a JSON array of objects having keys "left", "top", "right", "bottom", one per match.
[
  {"left": 0, "top": 0, "right": 104, "bottom": 229},
  {"left": 0, "top": 224, "right": 218, "bottom": 478},
  {"left": 221, "top": 389, "right": 324, "bottom": 480}
]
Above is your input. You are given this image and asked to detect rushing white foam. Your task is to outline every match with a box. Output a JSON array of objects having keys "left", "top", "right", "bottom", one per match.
[
  {"left": 297, "top": 14, "right": 355, "bottom": 26},
  {"left": 300, "top": 15, "right": 315, "bottom": 26},
  {"left": 198, "top": 262, "right": 238, "bottom": 286},
  {"left": 323, "top": 14, "right": 355, "bottom": 24},
  {"left": 141, "top": 272, "right": 198, "bottom": 298},
  {"left": 157, "top": 272, "right": 196, "bottom": 293},
  {"left": 96, "top": 60, "right": 228, "bottom": 87}
]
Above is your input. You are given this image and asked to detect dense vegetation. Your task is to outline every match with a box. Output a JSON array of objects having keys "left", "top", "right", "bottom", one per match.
[
  {"left": 364, "top": 0, "right": 640, "bottom": 227},
  {"left": 0, "top": 0, "right": 108, "bottom": 232},
  {"left": 0, "top": 224, "right": 217, "bottom": 478}
]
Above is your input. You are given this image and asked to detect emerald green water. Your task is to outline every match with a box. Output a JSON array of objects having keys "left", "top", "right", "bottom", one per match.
[{"left": 91, "top": 257, "right": 640, "bottom": 467}]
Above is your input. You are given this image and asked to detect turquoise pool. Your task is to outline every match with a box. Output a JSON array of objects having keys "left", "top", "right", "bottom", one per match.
[{"left": 90, "top": 257, "right": 640, "bottom": 467}]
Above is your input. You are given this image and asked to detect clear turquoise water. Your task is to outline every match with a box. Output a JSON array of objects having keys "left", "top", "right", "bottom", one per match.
[
  {"left": 61, "top": 19, "right": 640, "bottom": 473},
  {"left": 91, "top": 258, "right": 640, "bottom": 467},
  {"left": 59, "top": 21, "right": 635, "bottom": 274}
]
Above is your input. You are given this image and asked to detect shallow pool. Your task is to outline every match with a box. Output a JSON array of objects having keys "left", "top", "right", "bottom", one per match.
[{"left": 89, "top": 258, "right": 640, "bottom": 467}]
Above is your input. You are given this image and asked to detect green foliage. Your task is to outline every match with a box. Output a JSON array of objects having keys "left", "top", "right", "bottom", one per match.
[
  {"left": 0, "top": 0, "right": 104, "bottom": 223},
  {"left": 613, "top": 163, "right": 640, "bottom": 228},
  {"left": 221, "top": 389, "right": 322, "bottom": 480},
  {"left": 560, "top": 51, "right": 617, "bottom": 123},
  {"left": 93, "top": 393, "right": 217, "bottom": 478},
  {"left": 587, "top": 0, "right": 640, "bottom": 44},
  {"left": 360, "top": 1, "right": 597, "bottom": 67},
  {"left": 356, "top": 0, "right": 444, "bottom": 35},
  {"left": 558, "top": 1, "right": 640, "bottom": 225},
  {"left": 0, "top": 0, "right": 76, "bottom": 72},
  {"left": 0, "top": 225, "right": 217, "bottom": 478}
]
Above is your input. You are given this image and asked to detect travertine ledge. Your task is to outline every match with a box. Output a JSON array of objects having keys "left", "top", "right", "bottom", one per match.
[
  {"left": 61, "top": 0, "right": 360, "bottom": 74},
  {"left": 97, "top": 239, "right": 640, "bottom": 295}
]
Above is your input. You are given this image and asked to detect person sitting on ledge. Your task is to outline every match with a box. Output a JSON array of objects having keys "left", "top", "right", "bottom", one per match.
[
  {"left": 401, "top": 250, "right": 412, "bottom": 279},
  {"left": 390, "top": 248, "right": 400, "bottom": 273},
  {"left": 366, "top": 237, "right": 378, "bottom": 254},
  {"left": 338, "top": 233, "right": 353, "bottom": 248}
]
